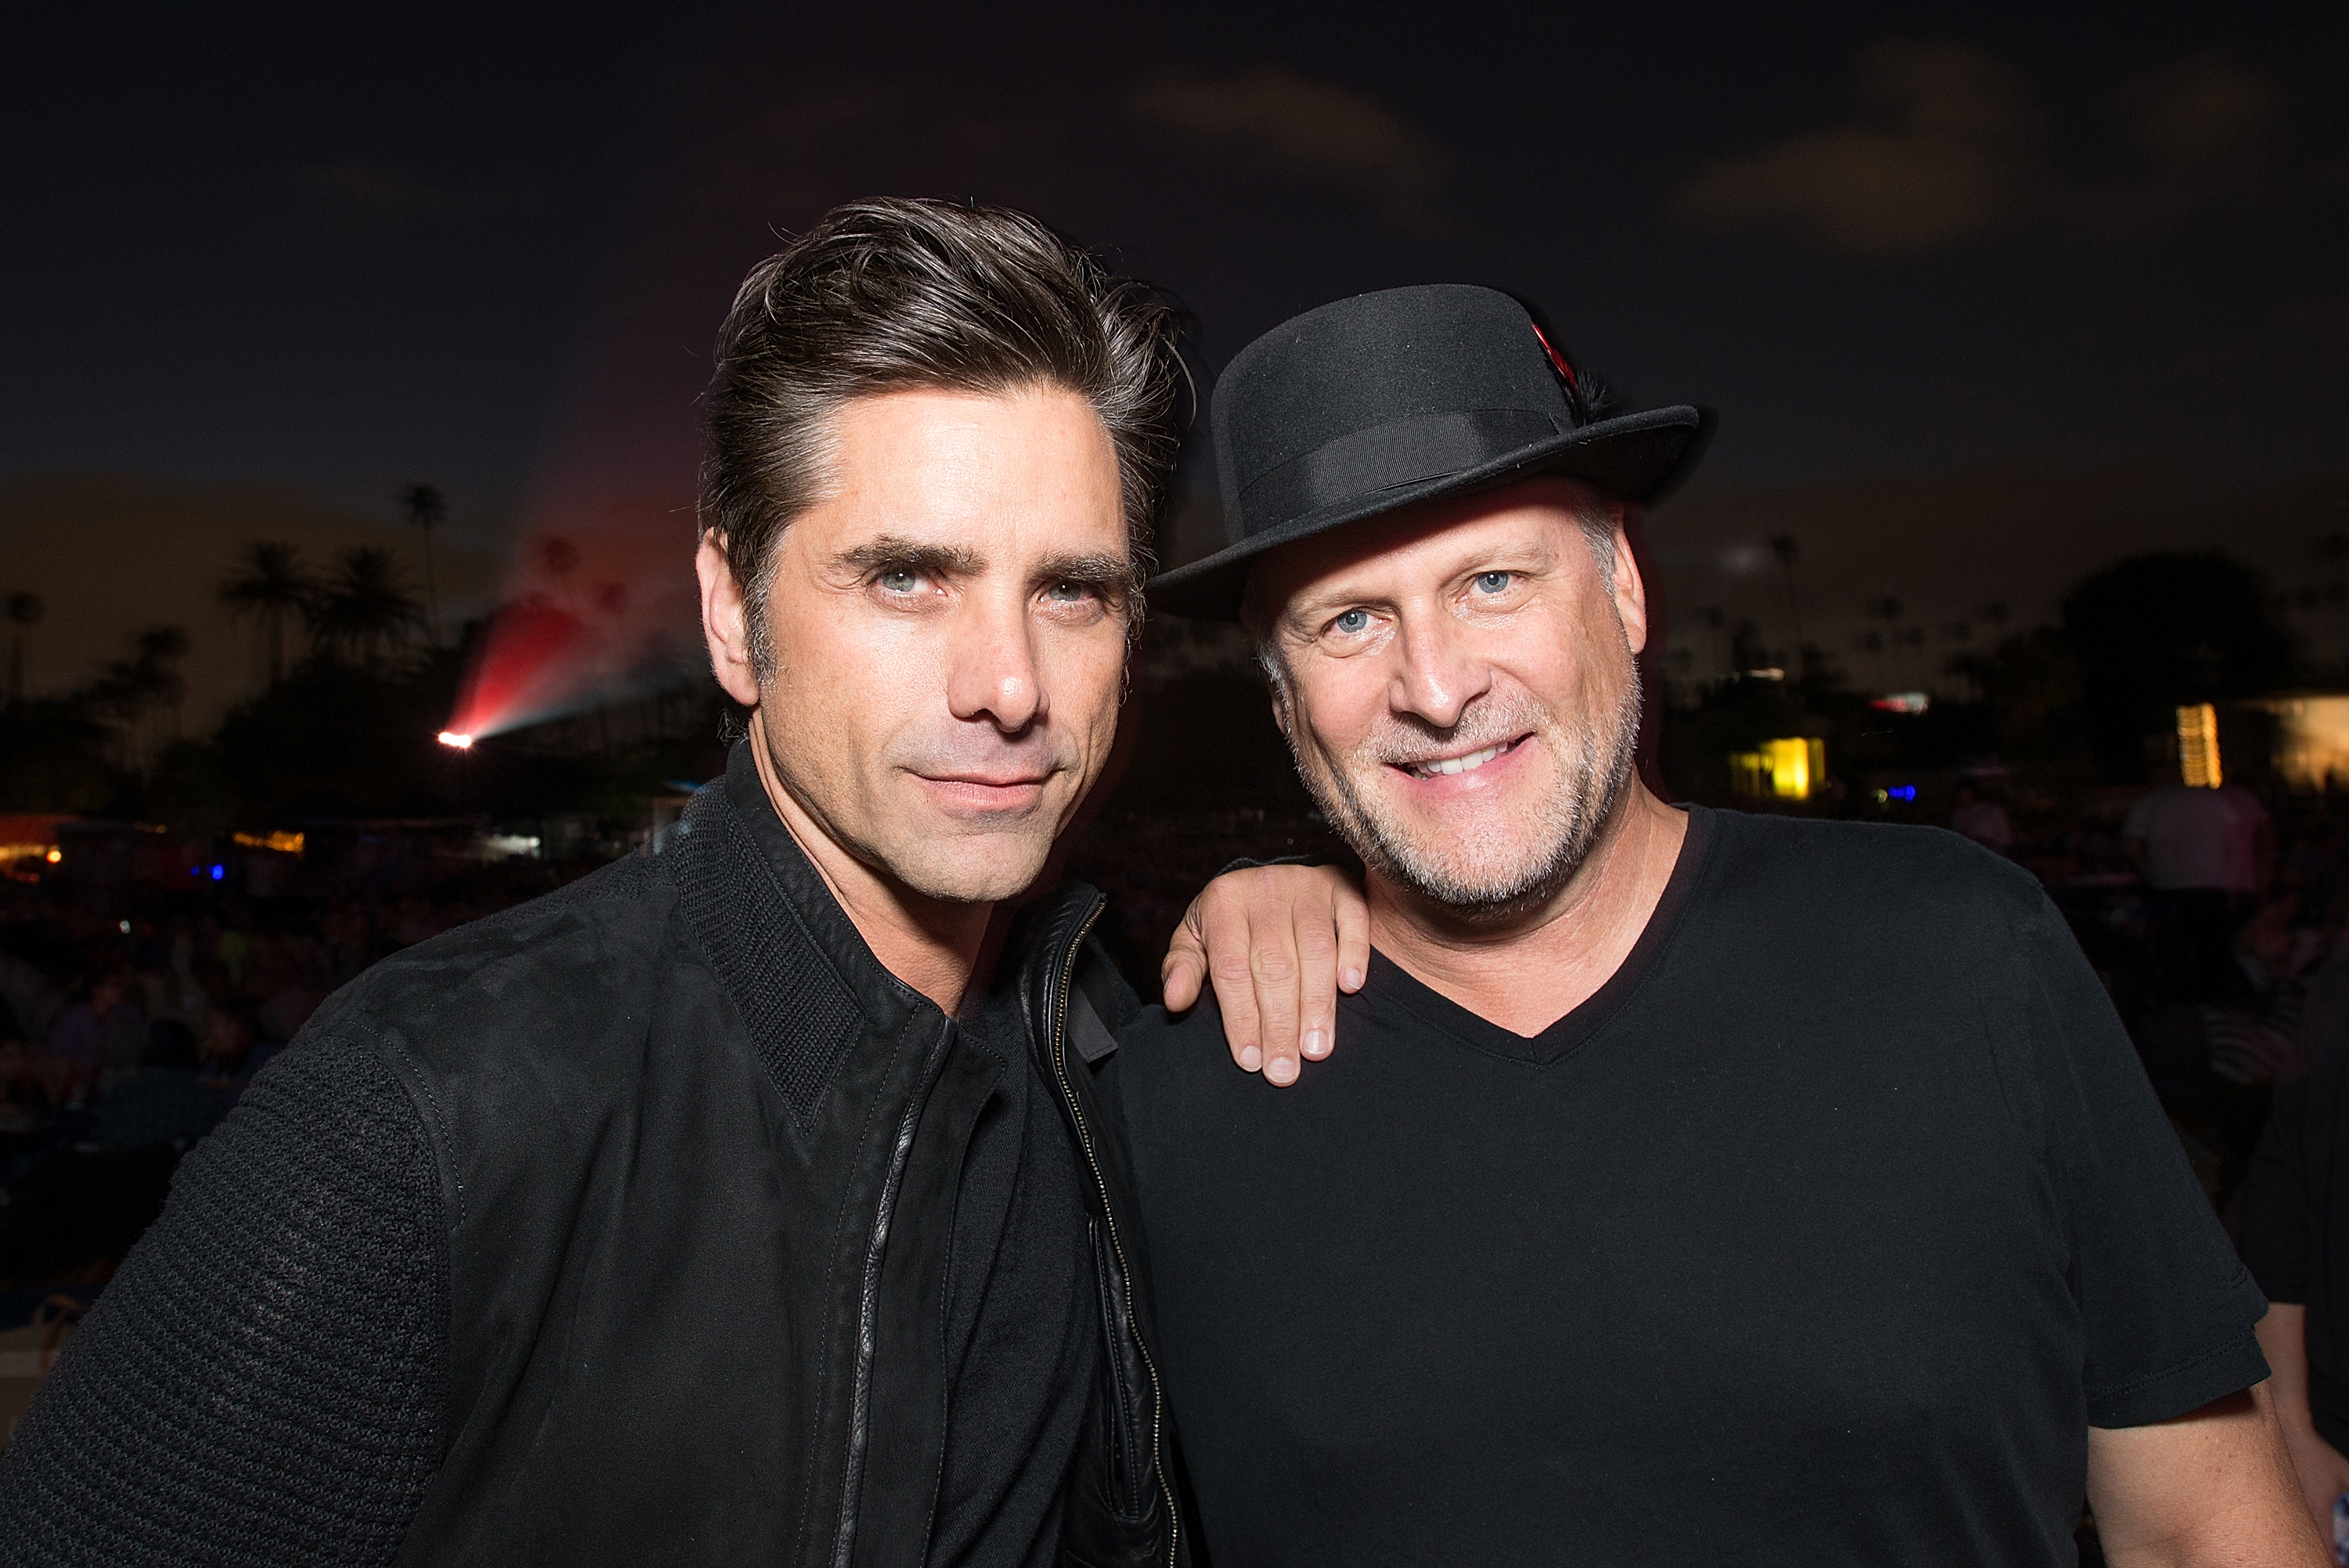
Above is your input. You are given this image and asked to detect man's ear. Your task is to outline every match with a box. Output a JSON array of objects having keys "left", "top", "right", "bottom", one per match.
[
  {"left": 1609, "top": 511, "right": 1651, "bottom": 658},
  {"left": 697, "top": 531, "right": 763, "bottom": 708}
]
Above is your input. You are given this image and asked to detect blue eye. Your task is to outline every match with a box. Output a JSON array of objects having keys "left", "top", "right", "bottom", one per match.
[
  {"left": 1332, "top": 608, "right": 1371, "bottom": 634},
  {"left": 878, "top": 568, "right": 918, "bottom": 593},
  {"left": 1474, "top": 571, "right": 1512, "bottom": 594},
  {"left": 1045, "top": 580, "right": 1091, "bottom": 603}
]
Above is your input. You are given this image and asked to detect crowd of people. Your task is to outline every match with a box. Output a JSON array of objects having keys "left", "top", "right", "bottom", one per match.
[
  {"left": 0, "top": 867, "right": 576, "bottom": 1277},
  {"left": 1, "top": 774, "right": 2343, "bottom": 1285},
  {"left": 0, "top": 774, "right": 2322, "bottom": 1285}
]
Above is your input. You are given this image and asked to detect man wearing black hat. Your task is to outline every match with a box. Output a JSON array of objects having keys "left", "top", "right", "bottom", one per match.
[{"left": 1095, "top": 285, "right": 2322, "bottom": 1565}]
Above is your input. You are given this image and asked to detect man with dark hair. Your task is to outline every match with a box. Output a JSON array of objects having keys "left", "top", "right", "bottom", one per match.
[
  {"left": 0, "top": 198, "right": 1332, "bottom": 1567},
  {"left": 1101, "top": 284, "right": 2323, "bottom": 1566}
]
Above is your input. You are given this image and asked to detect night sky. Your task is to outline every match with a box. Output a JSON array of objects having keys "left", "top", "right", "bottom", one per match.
[{"left": 7, "top": 2, "right": 2346, "bottom": 720}]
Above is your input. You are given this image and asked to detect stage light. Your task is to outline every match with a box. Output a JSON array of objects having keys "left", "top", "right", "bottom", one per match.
[{"left": 438, "top": 731, "right": 474, "bottom": 750}]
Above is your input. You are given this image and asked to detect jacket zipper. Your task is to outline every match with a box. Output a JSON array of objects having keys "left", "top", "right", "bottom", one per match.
[
  {"left": 1046, "top": 896, "right": 1179, "bottom": 1567},
  {"left": 832, "top": 1015, "right": 958, "bottom": 1568}
]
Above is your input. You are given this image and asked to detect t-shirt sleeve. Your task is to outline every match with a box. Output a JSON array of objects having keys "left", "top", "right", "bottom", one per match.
[
  {"left": 0, "top": 1031, "right": 447, "bottom": 1565},
  {"left": 2007, "top": 894, "right": 2271, "bottom": 1426}
]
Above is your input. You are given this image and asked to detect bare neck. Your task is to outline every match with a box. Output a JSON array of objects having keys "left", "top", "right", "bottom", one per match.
[
  {"left": 745, "top": 711, "right": 990, "bottom": 1015},
  {"left": 1369, "top": 783, "right": 1688, "bottom": 1038}
]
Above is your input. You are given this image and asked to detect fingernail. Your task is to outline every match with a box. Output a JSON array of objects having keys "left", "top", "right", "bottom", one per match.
[
  {"left": 1341, "top": 968, "right": 1364, "bottom": 990},
  {"left": 1239, "top": 1046, "right": 1262, "bottom": 1072},
  {"left": 1303, "top": 1029, "right": 1328, "bottom": 1058},
  {"left": 1267, "top": 1056, "right": 1298, "bottom": 1086}
]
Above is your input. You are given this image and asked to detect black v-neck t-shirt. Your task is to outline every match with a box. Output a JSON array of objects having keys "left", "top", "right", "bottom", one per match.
[{"left": 1096, "top": 807, "right": 2267, "bottom": 1567}]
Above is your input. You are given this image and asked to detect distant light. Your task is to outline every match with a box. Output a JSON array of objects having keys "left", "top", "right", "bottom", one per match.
[
  {"left": 2177, "top": 703, "right": 2221, "bottom": 788},
  {"left": 474, "top": 832, "right": 542, "bottom": 860},
  {"left": 1739, "top": 667, "right": 1786, "bottom": 682},
  {"left": 438, "top": 730, "right": 474, "bottom": 750},
  {"left": 1888, "top": 784, "right": 1917, "bottom": 802},
  {"left": 119, "top": 920, "right": 131, "bottom": 935},
  {"left": 1730, "top": 737, "right": 1827, "bottom": 800},
  {"left": 231, "top": 828, "right": 305, "bottom": 856},
  {"left": 45, "top": 848, "right": 61, "bottom": 863},
  {"left": 210, "top": 863, "right": 226, "bottom": 881},
  {"left": 1870, "top": 691, "right": 1931, "bottom": 715}
]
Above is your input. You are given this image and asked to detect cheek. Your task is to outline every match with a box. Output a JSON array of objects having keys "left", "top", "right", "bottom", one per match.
[{"left": 1045, "top": 626, "right": 1131, "bottom": 745}]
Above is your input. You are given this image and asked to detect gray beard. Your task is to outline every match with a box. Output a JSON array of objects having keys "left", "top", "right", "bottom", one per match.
[{"left": 1291, "top": 667, "right": 1644, "bottom": 924}]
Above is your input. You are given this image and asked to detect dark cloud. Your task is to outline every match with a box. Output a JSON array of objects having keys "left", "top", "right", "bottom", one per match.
[
  {"left": 1673, "top": 41, "right": 2041, "bottom": 256},
  {"left": 1128, "top": 66, "right": 1450, "bottom": 233},
  {"left": 1675, "top": 40, "right": 2290, "bottom": 257}
]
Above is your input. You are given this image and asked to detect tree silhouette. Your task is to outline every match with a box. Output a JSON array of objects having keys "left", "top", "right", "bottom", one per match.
[
  {"left": 402, "top": 484, "right": 448, "bottom": 645},
  {"left": 312, "top": 546, "right": 427, "bottom": 669},
  {"left": 6, "top": 591, "right": 41, "bottom": 710},
  {"left": 218, "top": 541, "right": 318, "bottom": 684},
  {"left": 540, "top": 536, "right": 582, "bottom": 611},
  {"left": 87, "top": 625, "right": 191, "bottom": 765},
  {"left": 1769, "top": 534, "right": 1804, "bottom": 651},
  {"left": 1867, "top": 597, "right": 1907, "bottom": 689}
]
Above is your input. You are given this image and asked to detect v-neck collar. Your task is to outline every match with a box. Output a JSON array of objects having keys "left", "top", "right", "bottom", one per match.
[{"left": 1366, "top": 805, "right": 1719, "bottom": 1068}]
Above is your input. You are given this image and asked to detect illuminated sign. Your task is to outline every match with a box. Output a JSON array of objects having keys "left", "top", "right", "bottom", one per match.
[
  {"left": 229, "top": 830, "right": 307, "bottom": 856},
  {"left": 1730, "top": 737, "right": 1827, "bottom": 800},
  {"left": 2176, "top": 703, "right": 2221, "bottom": 788},
  {"left": 2264, "top": 696, "right": 2349, "bottom": 791}
]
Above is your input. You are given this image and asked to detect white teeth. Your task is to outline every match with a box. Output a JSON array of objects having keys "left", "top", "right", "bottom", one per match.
[{"left": 1411, "top": 741, "right": 1507, "bottom": 778}]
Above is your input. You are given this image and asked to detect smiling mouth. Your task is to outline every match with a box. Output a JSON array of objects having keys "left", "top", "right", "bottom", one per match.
[{"left": 1399, "top": 736, "right": 1527, "bottom": 780}]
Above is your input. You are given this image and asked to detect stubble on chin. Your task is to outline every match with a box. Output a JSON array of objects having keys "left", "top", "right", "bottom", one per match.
[{"left": 1291, "top": 673, "right": 1643, "bottom": 922}]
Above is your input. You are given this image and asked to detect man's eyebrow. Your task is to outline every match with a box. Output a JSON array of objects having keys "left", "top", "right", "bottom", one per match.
[
  {"left": 830, "top": 535, "right": 986, "bottom": 577},
  {"left": 1034, "top": 550, "right": 1139, "bottom": 593}
]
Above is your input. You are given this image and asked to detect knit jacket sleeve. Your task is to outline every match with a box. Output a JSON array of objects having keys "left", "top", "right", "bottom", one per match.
[{"left": 0, "top": 1031, "right": 447, "bottom": 1566}]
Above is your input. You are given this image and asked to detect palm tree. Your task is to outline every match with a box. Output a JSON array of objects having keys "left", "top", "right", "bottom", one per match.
[
  {"left": 218, "top": 542, "right": 318, "bottom": 684},
  {"left": 1867, "top": 597, "right": 1907, "bottom": 689},
  {"left": 402, "top": 483, "right": 447, "bottom": 644},
  {"left": 87, "top": 625, "right": 190, "bottom": 766},
  {"left": 1769, "top": 534, "right": 1804, "bottom": 651},
  {"left": 540, "top": 536, "right": 582, "bottom": 611},
  {"left": 5, "top": 591, "right": 41, "bottom": 709},
  {"left": 312, "top": 546, "right": 428, "bottom": 669}
]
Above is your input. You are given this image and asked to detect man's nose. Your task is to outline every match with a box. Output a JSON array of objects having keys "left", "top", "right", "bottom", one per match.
[
  {"left": 947, "top": 593, "right": 1045, "bottom": 734},
  {"left": 1390, "top": 609, "right": 1489, "bottom": 731}
]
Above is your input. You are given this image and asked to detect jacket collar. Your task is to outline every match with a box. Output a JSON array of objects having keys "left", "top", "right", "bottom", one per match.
[
  {"left": 667, "top": 741, "right": 933, "bottom": 1122},
  {"left": 673, "top": 741, "right": 1107, "bottom": 1115}
]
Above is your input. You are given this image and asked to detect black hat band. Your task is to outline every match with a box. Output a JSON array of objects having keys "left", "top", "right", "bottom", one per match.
[{"left": 1236, "top": 406, "right": 1562, "bottom": 532}]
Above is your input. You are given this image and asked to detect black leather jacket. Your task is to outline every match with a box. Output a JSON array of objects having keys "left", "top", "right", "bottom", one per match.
[{"left": 349, "top": 744, "right": 1184, "bottom": 1565}]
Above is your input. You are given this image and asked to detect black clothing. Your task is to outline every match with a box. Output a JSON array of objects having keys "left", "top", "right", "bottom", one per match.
[
  {"left": 1099, "top": 808, "right": 2267, "bottom": 1567},
  {"left": 0, "top": 1033, "right": 443, "bottom": 1565},
  {"left": 2239, "top": 961, "right": 2349, "bottom": 1453},
  {"left": 929, "top": 985, "right": 1102, "bottom": 1567},
  {"left": 0, "top": 744, "right": 1180, "bottom": 1568}
]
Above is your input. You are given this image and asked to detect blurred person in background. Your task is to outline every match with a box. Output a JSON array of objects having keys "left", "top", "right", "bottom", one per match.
[
  {"left": 34, "top": 971, "right": 135, "bottom": 1104},
  {"left": 2126, "top": 777, "right": 2275, "bottom": 1003},
  {"left": 1950, "top": 775, "right": 2015, "bottom": 852}
]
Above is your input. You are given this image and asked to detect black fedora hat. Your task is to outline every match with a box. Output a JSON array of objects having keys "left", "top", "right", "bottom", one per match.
[{"left": 1149, "top": 284, "right": 1712, "bottom": 620}]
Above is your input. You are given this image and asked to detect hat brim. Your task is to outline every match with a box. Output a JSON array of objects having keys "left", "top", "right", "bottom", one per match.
[{"left": 1148, "top": 405, "right": 1713, "bottom": 621}]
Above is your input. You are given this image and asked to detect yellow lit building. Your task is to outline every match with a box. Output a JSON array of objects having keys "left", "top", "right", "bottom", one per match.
[{"left": 1729, "top": 737, "right": 1828, "bottom": 801}]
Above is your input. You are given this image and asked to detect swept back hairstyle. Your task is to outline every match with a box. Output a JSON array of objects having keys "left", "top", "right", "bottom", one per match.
[{"left": 699, "top": 197, "right": 1187, "bottom": 669}]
